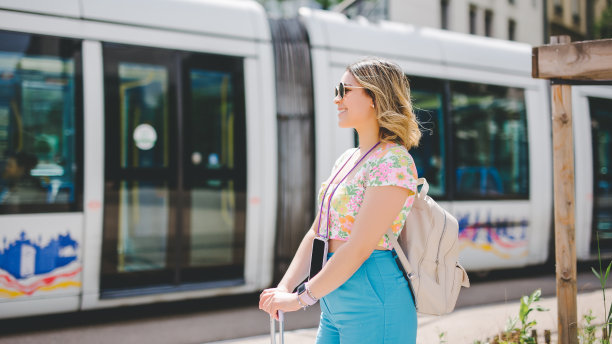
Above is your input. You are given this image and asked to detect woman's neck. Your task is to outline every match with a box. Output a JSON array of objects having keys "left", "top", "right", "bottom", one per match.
[{"left": 356, "top": 127, "right": 380, "bottom": 155}]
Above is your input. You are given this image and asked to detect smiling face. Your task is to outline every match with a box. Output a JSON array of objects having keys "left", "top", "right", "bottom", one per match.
[{"left": 334, "top": 71, "right": 376, "bottom": 130}]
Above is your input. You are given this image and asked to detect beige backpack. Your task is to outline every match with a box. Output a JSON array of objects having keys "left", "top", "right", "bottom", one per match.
[{"left": 386, "top": 178, "right": 470, "bottom": 316}]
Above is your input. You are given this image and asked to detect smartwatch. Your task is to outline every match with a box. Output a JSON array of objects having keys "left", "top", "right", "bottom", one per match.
[{"left": 297, "top": 282, "right": 318, "bottom": 306}]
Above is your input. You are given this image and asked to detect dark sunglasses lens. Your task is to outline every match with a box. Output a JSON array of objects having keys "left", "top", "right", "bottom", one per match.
[{"left": 336, "top": 83, "right": 344, "bottom": 99}]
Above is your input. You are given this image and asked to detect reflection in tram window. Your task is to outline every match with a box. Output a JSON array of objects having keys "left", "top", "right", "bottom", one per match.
[
  {"left": 0, "top": 151, "right": 46, "bottom": 204},
  {"left": 409, "top": 76, "right": 446, "bottom": 197},
  {"left": 188, "top": 69, "right": 236, "bottom": 267},
  {"left": 450, "top": 82, "right": 528, "bottom": 198},
  {"left": 0, "top": 31, "right": 81, "bottom": 211},
  {"left": 119, "top": 63, "right": 169, "bottom": 168},
  {"left": 590, "top": 97, "right": 612, "bottom": 242},
  {"left": 116, "top": 63, "right": 170, "bottom": 273},
  {"left": 117, "top": 181, "right": 169, "bottom": 272}
]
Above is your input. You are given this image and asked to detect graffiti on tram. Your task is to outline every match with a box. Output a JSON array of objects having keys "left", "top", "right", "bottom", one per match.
[
  {"left": 457, "top": 213, "right": 529, "bottom": 259},
  {"left": 0, "top": 231, "right": 81, "bottom": 298}
]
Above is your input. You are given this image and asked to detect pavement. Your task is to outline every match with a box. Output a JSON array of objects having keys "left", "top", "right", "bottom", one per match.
[
  {"left": 0, "top": 269, "right": 608, "bottom": 344},
  {"left": 211, "top": 287, "right": 612, "bottom": 344}
]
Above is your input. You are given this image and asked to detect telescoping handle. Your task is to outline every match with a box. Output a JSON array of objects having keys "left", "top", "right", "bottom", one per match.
[{"left": 270, "top": 311, "right": 284, "bottom": 344}]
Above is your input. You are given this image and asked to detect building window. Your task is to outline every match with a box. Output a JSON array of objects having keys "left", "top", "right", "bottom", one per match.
[
  {"left": 572, "top": 0, "right": 580, "bottom": 25},
  {"left": 485, "top": 10, "right": 493, "bottom": 37},
  {"left": 469, "top": 5, "right": 477, "bottom": 34},
  {"left": 554, "top": 0, "right": 563, "bottom": 16},
  {"left": 441, "top": 0, "right": 450, "bottom": 30},
  {"left": 508, "top": 19, "right": 516, "bottom": 40}
]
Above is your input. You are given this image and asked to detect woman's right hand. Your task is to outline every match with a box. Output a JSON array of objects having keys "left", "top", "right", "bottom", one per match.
[{"left": 259, "top": 286, "right": 300, "bottom": 320}]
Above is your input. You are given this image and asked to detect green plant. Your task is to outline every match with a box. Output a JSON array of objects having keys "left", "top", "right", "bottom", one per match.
[
  {"left": 591, "top": 232, "right": 612, "bottom": 344},
  {"left": 578, "top": 310, "right": 597, "bottom": 344},
  {"left": 438, "top": 330, "right": 447, "bottom": 344},
  {"left": 503, "top": 289, "right": 548, "bottom": 344}
]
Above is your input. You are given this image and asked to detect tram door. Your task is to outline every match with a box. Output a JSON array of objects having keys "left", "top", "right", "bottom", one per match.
[
  {"left": 590, "top": 97, "right": 612, "bottom": 251},
  {"left": 100, "top": 44, "right": 246, "bottom": 293}
]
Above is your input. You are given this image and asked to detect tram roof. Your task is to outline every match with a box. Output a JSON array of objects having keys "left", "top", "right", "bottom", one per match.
[
  {"left": 300, "top": 8, "right": 531, "bottom": 76},
  {"left": 0, "top": 0, "right": 270, "bottom": 41}
]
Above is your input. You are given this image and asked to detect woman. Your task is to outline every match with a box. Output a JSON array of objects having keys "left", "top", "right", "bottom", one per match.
[{"left": 259, "top": 57, "right": 421, "bottom": 343}]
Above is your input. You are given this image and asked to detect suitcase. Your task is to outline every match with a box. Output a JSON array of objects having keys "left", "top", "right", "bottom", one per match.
[{"left": 270, "top": 311, "right": 284, "bottom": 344}]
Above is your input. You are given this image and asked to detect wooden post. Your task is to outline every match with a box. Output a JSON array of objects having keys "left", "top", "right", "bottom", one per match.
[{"left": 550, "top": 35, "right": 578, "bottom": 344}]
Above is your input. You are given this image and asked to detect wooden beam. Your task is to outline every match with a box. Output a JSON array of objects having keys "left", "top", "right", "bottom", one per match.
[
  {"left": 550, "top": 35, "right": 578, "bottom": 344},
  {"left": 532, "top": 37, "right": 612, "bottom": 80}
]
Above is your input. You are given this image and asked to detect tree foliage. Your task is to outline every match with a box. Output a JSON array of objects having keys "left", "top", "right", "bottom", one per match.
[
  {"left": 314, "top": 0, "right": 344, "bottom": 10},
  {"left": 594, "top": 5, "right": 612, "bottom": 39}
]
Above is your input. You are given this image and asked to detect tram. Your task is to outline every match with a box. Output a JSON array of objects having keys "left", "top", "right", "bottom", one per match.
[{"left": 0, "top": 0, "right": 610, "bottom": 319}]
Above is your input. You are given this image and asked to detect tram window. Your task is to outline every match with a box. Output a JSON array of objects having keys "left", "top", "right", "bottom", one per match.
[
  {"left": 450, "top": 81, "right": 529, "bottom": 199},
  {"left": 590, "top": 97, "right": 612, "bottom": 241},
  {"left": 0, "top": 31, "right": 82, "bottom": 212},
  {"left": 408, "top": 76, "right": 446, "bottom": 197}
]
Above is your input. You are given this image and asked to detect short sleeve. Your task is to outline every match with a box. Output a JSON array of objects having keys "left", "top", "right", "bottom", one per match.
[{"left": 366, "top": 146, "right": 418, "bottom": 193}]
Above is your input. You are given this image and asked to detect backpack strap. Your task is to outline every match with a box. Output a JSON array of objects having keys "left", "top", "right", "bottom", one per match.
[
  {"left": 387, "top": 228, "right": 415, "bottom": 279},
  {"left": 417, "top": 178, "right": 428, "bottom": 198},
  {"left": 385, "top": 178, "right": 428, "bottom": 279}
]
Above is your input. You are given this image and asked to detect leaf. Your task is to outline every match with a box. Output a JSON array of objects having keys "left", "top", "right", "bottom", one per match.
[
  {"left": 505, "top": 316, "right": 518, "bottom": 332},
  {"left": 593, "top": 267, "right": 601, "bottom": 280},
  {"left": 605, "top": 261, "right": 612, "bottom": 284},
  {"left": 536, "top": 306, "right": 549, "bottom": 312}
]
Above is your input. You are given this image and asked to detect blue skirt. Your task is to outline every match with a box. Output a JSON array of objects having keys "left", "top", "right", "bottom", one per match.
[{"left": 315, "top": 250, "right": 417, "bottom": 344}]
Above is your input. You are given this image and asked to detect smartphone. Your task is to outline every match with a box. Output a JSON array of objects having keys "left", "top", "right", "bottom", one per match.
[{"left": 309, "top": 237, "right": 328, "bottom": 280}]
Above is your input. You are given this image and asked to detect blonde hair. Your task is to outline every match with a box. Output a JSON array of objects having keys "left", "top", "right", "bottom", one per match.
[{"left": 347, "top": 57, "right": 421, "bottom": 150}]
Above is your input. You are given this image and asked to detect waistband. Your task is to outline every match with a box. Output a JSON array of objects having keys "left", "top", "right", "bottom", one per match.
[{"left": 327, "top": 249, "right": 392, "bottom": 258}]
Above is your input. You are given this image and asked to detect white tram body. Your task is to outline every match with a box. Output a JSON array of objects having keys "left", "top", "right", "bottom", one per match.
[
  {"left": 0, "top": 0, "right": 278, "bottom": 317},
  {"left": 0, "top": 0, "right": 610, "bottom": 319}
]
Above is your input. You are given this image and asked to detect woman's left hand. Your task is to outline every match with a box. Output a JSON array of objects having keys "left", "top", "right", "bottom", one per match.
[{"left": 259, "top": 288, "right": 302, "bottom": 320}]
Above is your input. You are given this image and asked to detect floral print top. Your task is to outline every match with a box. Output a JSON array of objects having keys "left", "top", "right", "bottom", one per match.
[{"left": 316, "top": 142, "right": 418, "bottom": 249}]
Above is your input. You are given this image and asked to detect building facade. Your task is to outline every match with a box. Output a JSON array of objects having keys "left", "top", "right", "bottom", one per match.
[
  {"left": 387, "top": 0, "right": 545, "bottom": 46},
  {"left": 548, "top": 0, "right": 611, "bottom": 41},
  {"left": 261, "top": 0, "right": 611, "bottom": 44}
]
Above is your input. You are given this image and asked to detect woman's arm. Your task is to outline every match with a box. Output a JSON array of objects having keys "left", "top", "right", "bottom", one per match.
[
  {"left": 306, "top": 185, "right": 409, "bottom": 298},
  {"left": 259, "top": 217, "right": 319, "bottom": 318},
  {"left": 260, "top": 185, "right": 409, "bottom": 318}
]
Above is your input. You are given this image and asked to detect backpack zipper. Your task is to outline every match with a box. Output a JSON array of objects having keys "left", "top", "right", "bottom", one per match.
[{"left": 434, "top": 213, "right": 448, "bottom": 283}]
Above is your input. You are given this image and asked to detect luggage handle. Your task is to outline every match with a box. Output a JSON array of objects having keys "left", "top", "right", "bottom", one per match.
[{"left": 270, "top": 311, "right": 284, "bottom": 344}]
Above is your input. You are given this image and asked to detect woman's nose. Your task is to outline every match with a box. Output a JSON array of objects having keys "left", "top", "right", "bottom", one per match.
[{"left": 333, "top": 94, "right": 341, "bottom": 104}]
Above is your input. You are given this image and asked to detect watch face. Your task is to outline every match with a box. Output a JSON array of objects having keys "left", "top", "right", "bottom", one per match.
[{"left": 297, "top": 283, "right": 306, "bottom": 294}]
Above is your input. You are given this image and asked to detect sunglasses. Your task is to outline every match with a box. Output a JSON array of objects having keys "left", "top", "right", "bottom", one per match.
[{"left": 335, "top": 82, "right": 365, "bottom": 100}]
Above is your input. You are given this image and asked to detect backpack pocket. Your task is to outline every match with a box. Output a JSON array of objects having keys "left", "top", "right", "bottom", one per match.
[{"left": 446, "top": 263, "right": 470, "bottom": 313}]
